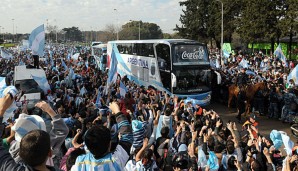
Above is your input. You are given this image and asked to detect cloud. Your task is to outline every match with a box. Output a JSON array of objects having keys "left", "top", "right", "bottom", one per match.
[{"left": 0, "top": 0, "right": 182, "bottom": 34}]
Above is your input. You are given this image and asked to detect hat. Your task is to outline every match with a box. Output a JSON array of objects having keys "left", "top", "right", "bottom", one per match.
[
  {"left": 178, "top": 144, "right": 188, "bottom": 152},
  {"left": 250, "top": 113, "right": 257, "bottom": 120},
  {"left": 132, "top": 120, "right": 143, "bottom": 132},
  {"left": 12, "top": 114, "right": 46, "bottom": 142}
]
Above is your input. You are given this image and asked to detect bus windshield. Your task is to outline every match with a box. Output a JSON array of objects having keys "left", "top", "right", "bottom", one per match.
[
  {"left": 173, "top": 44, "right": 209, "bottom": 65},
  {"left": 172, "top": 66, "right": 211, "bottom": 94}
]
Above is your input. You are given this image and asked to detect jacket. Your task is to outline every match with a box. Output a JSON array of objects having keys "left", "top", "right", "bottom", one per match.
[
  {"left": 0, "top": 117, "right": 56, "bottom": 171},
  {"left": 9, "top": 114, "right": 69, "bottom": 167}
]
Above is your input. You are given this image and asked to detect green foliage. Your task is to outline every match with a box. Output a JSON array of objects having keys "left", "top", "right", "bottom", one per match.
[
  {"left": 62, "top": 27, "right": 83, "bottom": 42},
  {"left": 119, "top": 21, "right": 163, "bottom": 40},
  {"left": 176, "top": 0, "right": 298, "bottom": 51}
]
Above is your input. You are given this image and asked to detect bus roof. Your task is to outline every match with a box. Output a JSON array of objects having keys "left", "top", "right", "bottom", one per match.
[
  {"left": 92, "top": 44, "right": 107, "bottom": 49},
  {"left": 91, "top": 41, "right": 103, "bottom": 46},
  {"left": 108, "top": 39, "right": 206, "bottom": 46}
]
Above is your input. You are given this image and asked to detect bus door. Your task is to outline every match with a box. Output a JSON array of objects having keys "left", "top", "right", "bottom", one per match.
[{"left": 153, "top": 43, "right": 171, "bottom": 92}]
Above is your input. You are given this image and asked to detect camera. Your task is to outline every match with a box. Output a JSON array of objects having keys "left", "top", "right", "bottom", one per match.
[{"left": 250, "top": 146, "right": 258, "bottom": 154}]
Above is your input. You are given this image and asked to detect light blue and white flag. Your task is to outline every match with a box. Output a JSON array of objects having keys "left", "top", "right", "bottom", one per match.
[
  {"left": 223, "top": 49, "right": 230, "bottom": 58},
  {"left": 274, "top": 44, "right": 288, "bottom": 67},
  {"left": 72, "top": 53, "right": 80, "bottom": 60},
  {"left": 287, "top": 64, "right": 298, "bottom": 85},
  {"left": 215, "top": 59, "right": 220, "bottom": 68},
  {"left": 28, "top": 24, "right": 45, "bottom": 57},
  {"left": 0, "top": 77, "right": 6, "bottom": 88},
  {"left": 119, "top": 81, "right": 127, "bottom": 97},
  {"left": 80, "top": 86, "right": 87, "bottom": 96},
  {"left": 0, "top": 81, "right": 18, "bottom": 123},
  {"left": 0, "top": 49, "right": 13, "bottom": 59},
  {"left": 85, "top": 61, "right": 88, "bottom": 68},
  {"left": 239, "top": 58, "right": 248, "bottom": 68},
  {"left": 107, "top": 50, "right": 118, "bottom": 84},
  {"left": 31, "top": 75, "right": 51, "bottom": 94},
  {"left": 95, "top": 87, "right": 102, "bottom": 108},
  {"left": 69, "top": 67, "right": 76, "bottom": 80},
  {"left": 207, "top": 151, "right": 219, "bottom": 170},
  {"left": 61, "top": 60, "right": 68, "bottom": 70},
  {"left": 49, "top": 50, "right": 54, "bottom": 67},
  {"left": 246, "top": 70, "right": 256, "bottom": 76}
]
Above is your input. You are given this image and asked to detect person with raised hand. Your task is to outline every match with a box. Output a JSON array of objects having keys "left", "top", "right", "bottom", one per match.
[
  {"left": 8, "top": 100, "right": 69, "bottom": 169},
  {"left": 71, "top": 101, "right": 133, "bottom": 171},
  {"left": 0, "top": 94, "right": 56, "bottom": 171}
]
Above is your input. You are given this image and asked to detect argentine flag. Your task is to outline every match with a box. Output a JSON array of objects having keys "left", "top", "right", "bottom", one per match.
[
  {"left": 274, "top": 44, "right": 288, "bottom": 67},
  {"left": 107, "top": 50, "right": 118, "bottom": 85},
  {"left": 223, "top": 49, "right": 230, "bottom": 58},
  {"left": 31, "top": 75, "right": 51, "bottom": 94},
  {"left": 287, "top": 64, "right": 298, "bottom": 85},
  {"left": 61, "top": 60, "right": 68, "bottom": 70},
  {"left": 0, "top": 77, "right": 6, "bottom": 89},
  {"left": 95, "top": 87, "right": 102, "bottom": 108},
  {"left": 119, "top": 81, "right": 127, "bottom": 97},
  {"left": 80, "top": 86, "right": 87, "bottom": 96},
  {"left": 72, "top": 53, "right": 80, "bottom": 60},
  {"left": 29, "top": 24, "right": 45, "bottom": 57},
  {"left": 239, "top": 58, "right": 248, "bottom": 68},
  {"left": 0, "top": 49, "right": 13, "bottom": 59}
]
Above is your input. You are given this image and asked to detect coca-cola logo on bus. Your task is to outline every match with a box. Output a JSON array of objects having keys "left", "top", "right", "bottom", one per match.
[{"left": 181, "top": 48, "right": 204, "bottom": 60}]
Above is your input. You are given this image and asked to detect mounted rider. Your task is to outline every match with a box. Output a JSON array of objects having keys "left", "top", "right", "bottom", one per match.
[
  {"left": 237, "top": 68, "right": 249, "bottom": 91},
  {"left": 235, "top": 68, "right": 249, "bottom": 122}
]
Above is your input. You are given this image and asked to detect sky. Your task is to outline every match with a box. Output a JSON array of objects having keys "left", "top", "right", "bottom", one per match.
[{"left": 0, "top": 0, "right": 183, "bottom": 34}]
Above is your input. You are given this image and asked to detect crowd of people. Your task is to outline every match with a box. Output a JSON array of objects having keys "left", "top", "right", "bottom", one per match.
[
  {"left": 0, "top": 46, "right": 297, "bottom": 171},
  {"left": 210, "top": 51, "right": 298, "bottom": 124}
]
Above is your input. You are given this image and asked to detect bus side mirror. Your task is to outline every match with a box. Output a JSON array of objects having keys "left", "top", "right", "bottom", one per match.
[{"left": 171, "top": 73, "right": 177, "bottom": 88}]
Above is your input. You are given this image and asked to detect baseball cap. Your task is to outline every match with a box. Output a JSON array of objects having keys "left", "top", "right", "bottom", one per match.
[
  {"left": 250, "top": 113, "right": 257, "bottom": 120},
  {"left": 12, "top": 114, "right": 46, "bottom": 142}
]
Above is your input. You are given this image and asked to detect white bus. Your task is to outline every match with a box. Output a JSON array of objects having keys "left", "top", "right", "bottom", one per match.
[{"left": 107, "top": 39, "right": 211, "bottom": 106}]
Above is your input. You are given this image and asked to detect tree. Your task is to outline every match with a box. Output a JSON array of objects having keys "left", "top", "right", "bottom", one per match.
[
  {"left": 278, "top": 0, "right": 298, "bottom": 59},
  {"left": 237, "top": 0, "right": 297, "bottom": 53},
  {"left": 103, "top": 24, "right": 118, "bottom": 41},
  {"left": 62, "top": 27, "right": 83, "bottom": 42},
  {"left": 175, "top": 0, "right": 241, "bottom": 48},
  {"left": 118, "top": 21, "right": 163, "bottom": 40}
]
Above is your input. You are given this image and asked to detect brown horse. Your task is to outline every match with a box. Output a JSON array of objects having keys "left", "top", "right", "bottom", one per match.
[
  {"left": 228, "top": 84, "right": 240, "bottom": 108},
  {"left": 228, "top": 82, "right": 267, "bottom": 115}
]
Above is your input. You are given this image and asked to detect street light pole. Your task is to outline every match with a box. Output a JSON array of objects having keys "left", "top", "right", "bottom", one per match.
[
  {"left": 2, "top": 28, "right": 4, "bottom": 40},
  {"left": 16, "top": 26, "right": 17, "bottom": 42},
  {"left": 139, "top": 21, "right": 141, "bottom": 40},
  {"left": 12, "top": 19, "right": 14, "bottom": 42},
  {"left": 217, "top": 0, "right": 224, "bottom": 61},
  {"left": 114, "top": 9, "right": 119, "bottom": 40}
]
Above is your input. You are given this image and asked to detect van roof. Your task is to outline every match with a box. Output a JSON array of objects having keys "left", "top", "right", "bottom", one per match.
[{"left": 14, "top": 66, "right": 47, "bottom": 81}]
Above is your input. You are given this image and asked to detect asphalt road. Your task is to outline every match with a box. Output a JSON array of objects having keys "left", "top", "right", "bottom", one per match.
[{"left": 208, "top": 102, "right": 297, "bottom": 143}]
